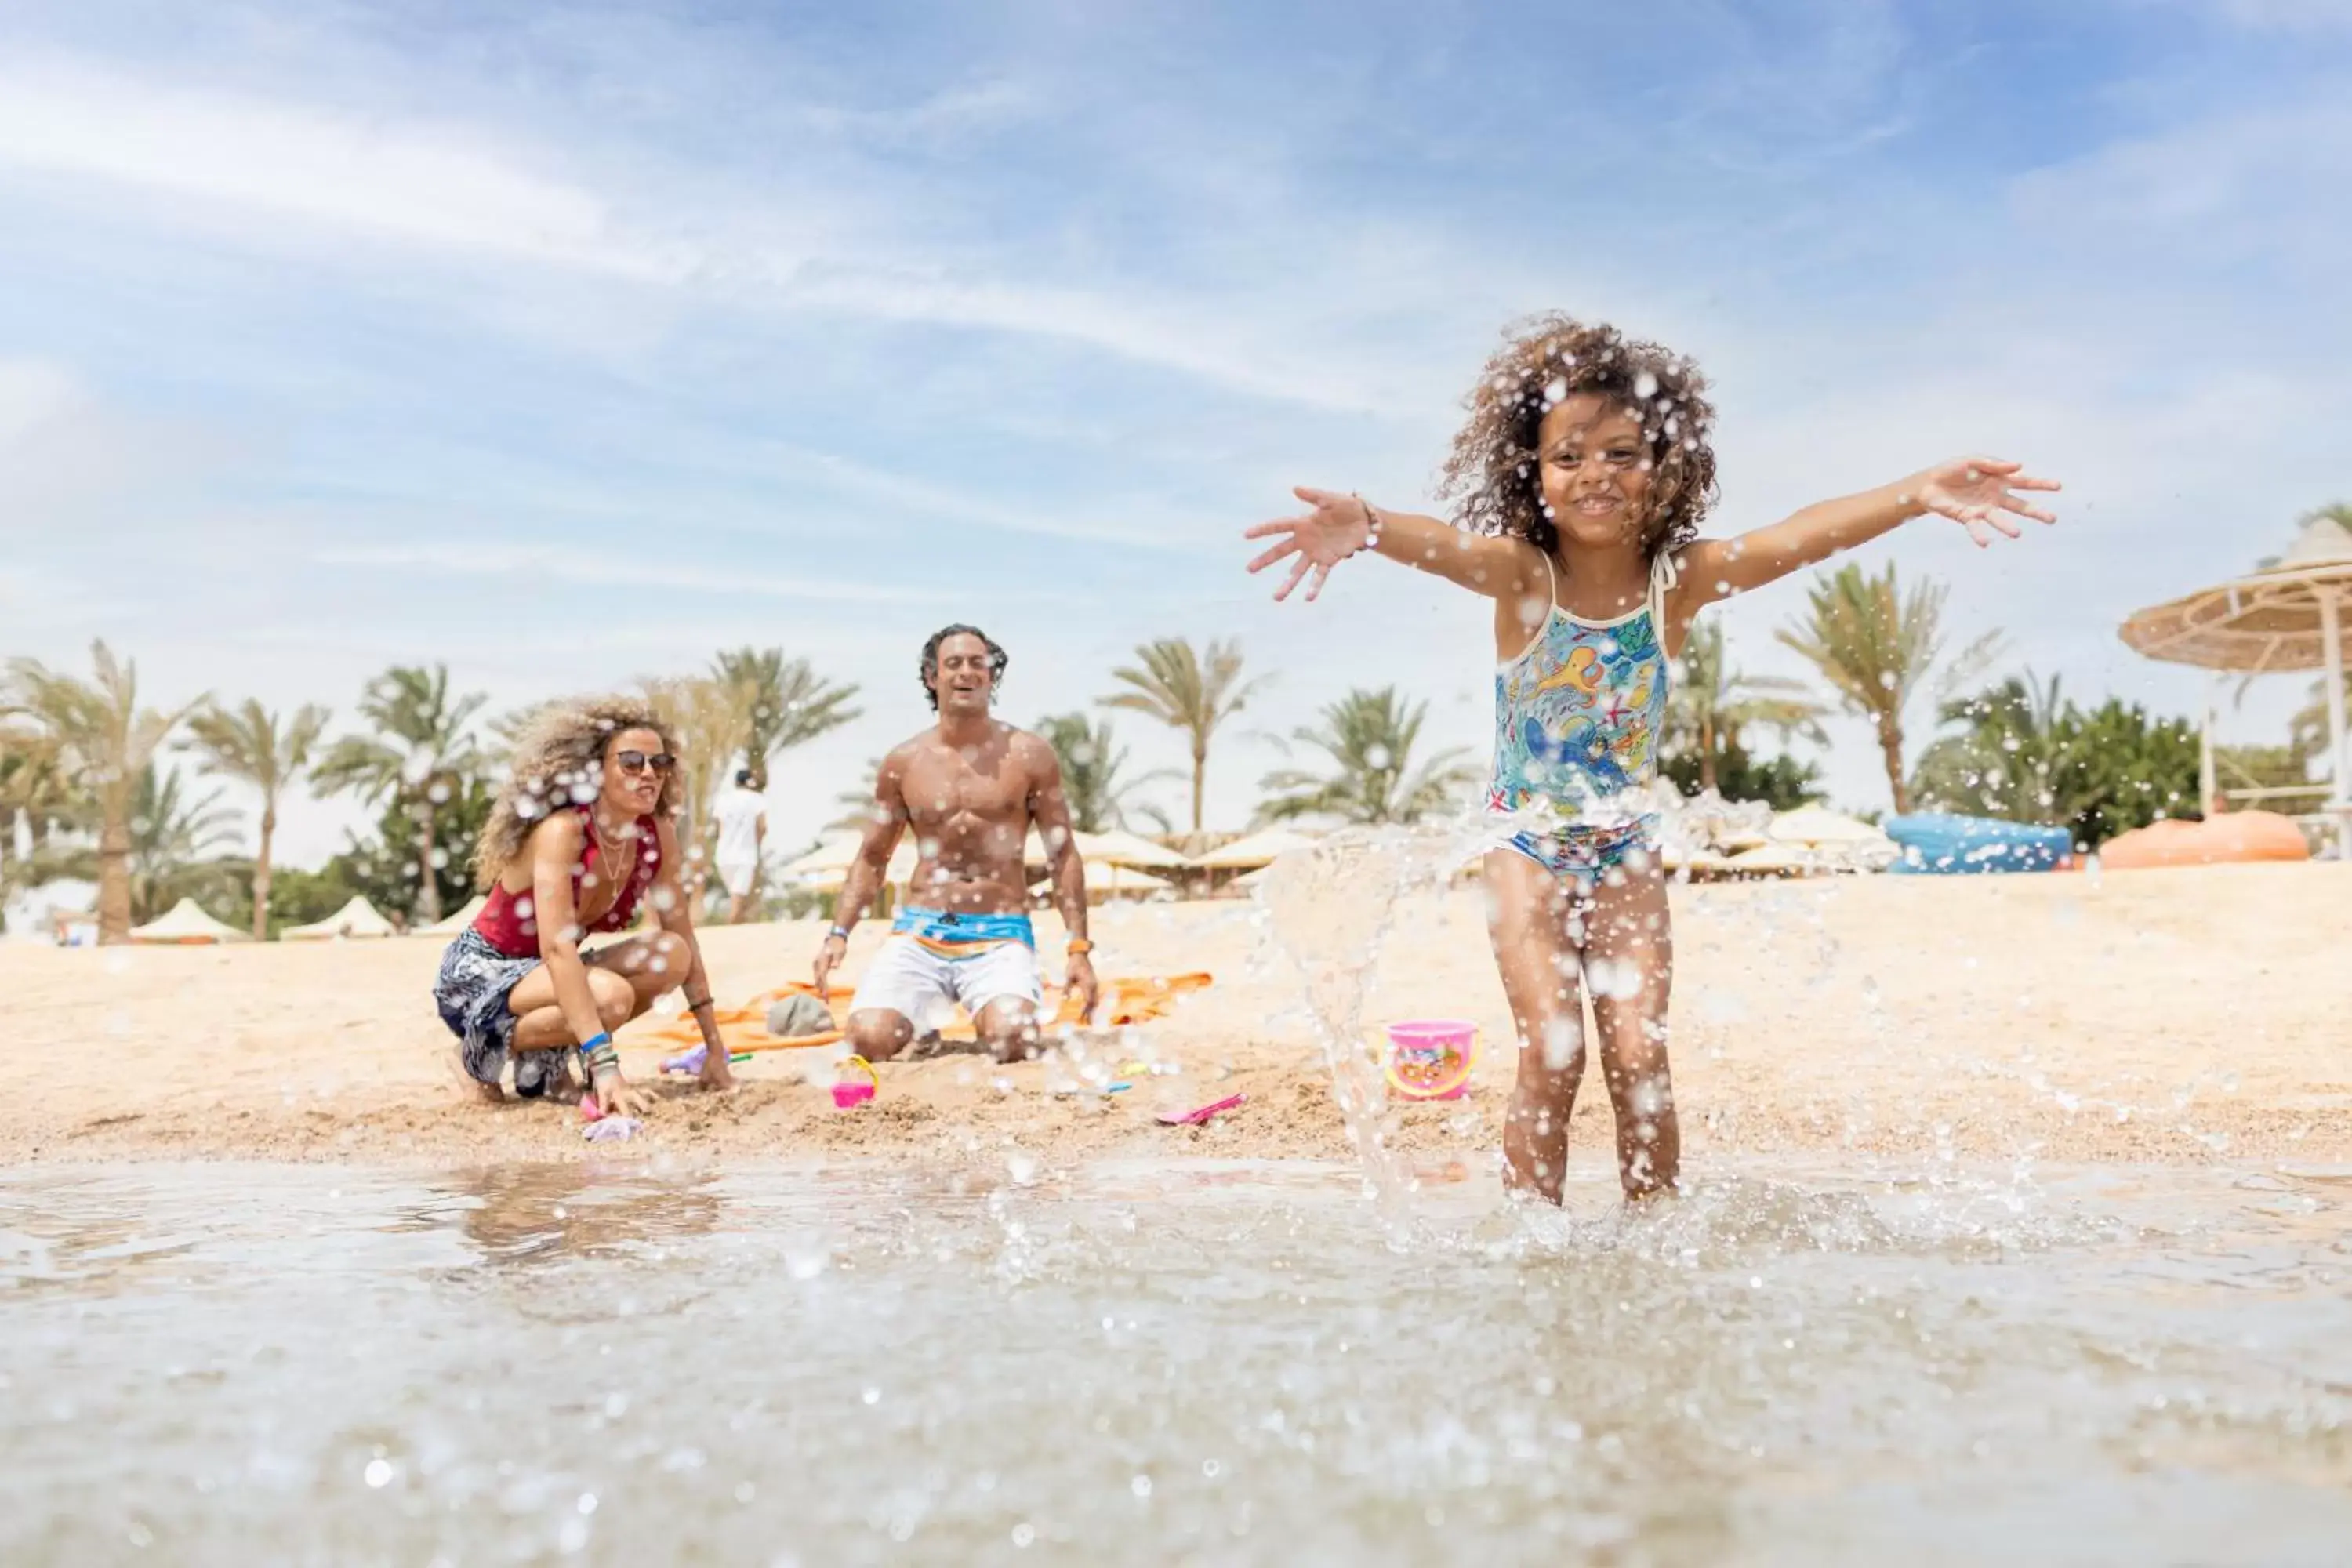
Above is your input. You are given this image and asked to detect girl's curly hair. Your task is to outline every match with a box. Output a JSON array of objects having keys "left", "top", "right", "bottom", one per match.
[
  {"left": 1437, "top": 314, "right": 1719, "bottom": 558},
  {"left": 472, "top": 697, "right": 681, "bottom": 888}
]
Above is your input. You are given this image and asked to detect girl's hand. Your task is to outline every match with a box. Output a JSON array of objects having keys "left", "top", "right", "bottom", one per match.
[
  {"left": 1243, "top": 486, "right": 1374, "bottom": 602},
  {"left": 1908, "top": 457, "right": 2060, "bottom": 548}
]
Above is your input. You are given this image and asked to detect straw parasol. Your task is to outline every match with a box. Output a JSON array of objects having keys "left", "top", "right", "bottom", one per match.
[
  {"left": 1029, "top": 862, "right": 1175, "bottom": 901},
  {"left": 129, "top": 898, "right": 250, "bottom": 945},
  {"left": 281, "top": 895, "right": 397, "bottom": 942},
  {"left": 2120, "top": 514, "right": 2352, "bottom": 856},
  {"left": 779, "top": 831, "right": 917, "bottom": 889},
  {"left": 1191, "top": 827, "right": 1319, "bottom": 871},
  {"left": 1069, "top": 828, "right": 1194, "bottom": 870},
  {"left": 1767, "top": 804, "right": 1888, "bottom": 846}
]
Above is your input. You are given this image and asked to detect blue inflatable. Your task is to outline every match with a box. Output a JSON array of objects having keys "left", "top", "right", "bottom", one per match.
[{"left": 1882, "top": 813, "right": 2073, "bottom": 874}]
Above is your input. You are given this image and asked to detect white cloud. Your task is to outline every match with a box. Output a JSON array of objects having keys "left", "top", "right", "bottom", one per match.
[
  {"left": 0, "top": 56, "right": 681, "bottom": 277},
  {"left": 312, "top": 543, "right": 944, "bottom": 604}
]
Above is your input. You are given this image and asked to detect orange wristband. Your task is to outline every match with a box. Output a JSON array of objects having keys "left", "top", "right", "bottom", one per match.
[{"left": 1065, "top": 938, "right": 1094, "bottom": 955}]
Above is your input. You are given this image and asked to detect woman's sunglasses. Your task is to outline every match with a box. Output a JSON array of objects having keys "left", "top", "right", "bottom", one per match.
[{"left": 615, "top": 750, "right": 677, "bottom": 775}]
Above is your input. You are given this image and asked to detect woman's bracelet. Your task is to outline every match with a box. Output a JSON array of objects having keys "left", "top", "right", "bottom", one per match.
[
  {"left": 1065, "top": 938, "right": 1094, "bottom": 956},
  {"left": 576, "top": 1031, "right": 620, "bottom": 1080},
  {"left": 686, "top": 995, "right": 714, "bottom": 1013},
  {"left": 1351, "top": 495, "right": 1385, "bottom": 558}
]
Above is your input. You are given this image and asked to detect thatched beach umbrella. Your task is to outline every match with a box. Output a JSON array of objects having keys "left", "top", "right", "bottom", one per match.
[{"left": 2119, "top": 514, "right": 2352, "bottom": 857}]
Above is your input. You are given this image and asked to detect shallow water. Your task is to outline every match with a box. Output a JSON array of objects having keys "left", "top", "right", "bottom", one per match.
[{"left": 4, "top": 1160, "right": 2350, "bottom": 1566}]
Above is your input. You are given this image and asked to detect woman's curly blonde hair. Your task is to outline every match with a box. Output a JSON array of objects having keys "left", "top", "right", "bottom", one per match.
[
  {"left": 471, "top": 697, "right": 680, "bottom": 889},
  {"left": 1437, "top": 313, "right": 1719, "bottom": 558}
]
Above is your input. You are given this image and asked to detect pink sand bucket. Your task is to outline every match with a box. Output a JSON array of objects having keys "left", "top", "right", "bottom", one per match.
[
  {"left": 831, "top": 1055, "right": 878, "bottom": 1109},
  {"left": 1384, "top": 1019, "right": 1479, "bottom": 1101}
]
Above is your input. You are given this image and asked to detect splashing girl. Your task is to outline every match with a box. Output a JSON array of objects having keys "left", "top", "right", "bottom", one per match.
[{"left": 1244, "top": 314, "right": 2057, "bottom": 1201}]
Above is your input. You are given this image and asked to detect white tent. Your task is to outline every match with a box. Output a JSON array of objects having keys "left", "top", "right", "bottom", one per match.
[
  {"left": 129, "top": 898, "right": 251, "bottom": 945},
  {"left": 1192, "top": 828, "right": 1319, "bottom": 870},
  {"left": 419, "top": 893, "right": 488, "bottom": 936},
  {"left": 282, "top": 895, "right": 398, "bottom": 942}
]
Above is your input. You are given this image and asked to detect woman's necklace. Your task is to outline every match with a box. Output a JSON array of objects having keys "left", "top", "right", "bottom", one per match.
[{"left": 587, "top": 808, "right": 633, "bottom": 877}]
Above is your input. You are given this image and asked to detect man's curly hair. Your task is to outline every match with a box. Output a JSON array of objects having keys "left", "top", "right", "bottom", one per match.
[
  {"left": 471, "top": 697, "right": 679, "bottom": 888},
  {"left": 920, "top": 624, "right": 1007, "bottom": 711},
  {"left": 1437, "top": 314, "right": 1719, "bottom": 557}
]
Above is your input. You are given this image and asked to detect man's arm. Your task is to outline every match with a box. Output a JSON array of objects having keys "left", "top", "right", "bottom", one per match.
[
  {"left": 815, "top": 750, "right": 909, "bottom": 990},
  {"left": 1025, "top": 739, "right": 1098, "bottom": 1021}
]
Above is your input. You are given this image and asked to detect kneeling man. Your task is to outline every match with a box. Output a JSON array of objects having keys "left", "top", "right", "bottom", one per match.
[{"left": 813, "top": 624, "right": 1098, "bottom": 1060}]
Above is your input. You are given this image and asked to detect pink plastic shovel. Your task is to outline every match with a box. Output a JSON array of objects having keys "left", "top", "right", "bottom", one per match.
[{"left": 1156, "top": 1092, "right": 1245, "bottom": 1127}]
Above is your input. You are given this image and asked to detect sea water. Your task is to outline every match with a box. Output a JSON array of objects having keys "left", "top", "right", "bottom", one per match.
[{"left": 5, "top": 1158, "right": 2349, "bottom": 1565}]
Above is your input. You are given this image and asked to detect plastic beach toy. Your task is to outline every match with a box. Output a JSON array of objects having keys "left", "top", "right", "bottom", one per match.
[
  {"left": 1384, "top": 1019, "right": 1479, "bottom": 1101},
  {"left": 660, "top": 1044, "right": 754, "bottom": 1076},
  {"left": 1156, "top": 1092, "right": 1245, "bottom": 1127},
  {"left": 831, "top": 1055, "right": 879, "bottom": 1109}
]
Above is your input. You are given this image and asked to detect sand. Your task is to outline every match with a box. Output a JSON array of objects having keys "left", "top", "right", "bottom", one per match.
[{"left": 12, "top": 861, "right": 2350, "bottom": 1175}]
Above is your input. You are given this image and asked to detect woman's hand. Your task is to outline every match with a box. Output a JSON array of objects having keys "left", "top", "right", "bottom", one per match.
[
  {"left": 692, "top": 1005, "right": 735, "bottom": 1091},
  {"left": 595, "top": 1071, "right": 655, "bottom": 1120},
  {"left": 1907, "top": 457, "right": 2060, "bottom": 548},
  {"left": 1243, "top": 486, "right": 1374, "bottom": 602}
]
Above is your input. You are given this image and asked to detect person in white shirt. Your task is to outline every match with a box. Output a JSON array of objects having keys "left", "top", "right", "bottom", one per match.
[{"left": 711, "top": 769, "right": 768, "bottom": 924}]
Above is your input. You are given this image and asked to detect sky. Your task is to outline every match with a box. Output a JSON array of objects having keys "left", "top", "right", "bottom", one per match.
[{"left": 2, "top": 0, "right": 2347, "bottom": 870}]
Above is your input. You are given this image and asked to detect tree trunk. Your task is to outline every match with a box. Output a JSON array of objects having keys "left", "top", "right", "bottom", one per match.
[
  {"left": 1877, "top": 716, "right": 1912, "bottom": 815},
  {"left": 252, "top": 803, "right": 276, "bottom": 941},
  {"left": 1190, "top": 750, "right": 1206, "bottom": 834},
  {"left": 1698, "top": 717, "right": 1719, "bottom": 793},
  {"left": 415, "top": 795, "right": 442, "bottom": 924},
  {"left": 96, "top": 804, "right": 133, "bottom": 944}
]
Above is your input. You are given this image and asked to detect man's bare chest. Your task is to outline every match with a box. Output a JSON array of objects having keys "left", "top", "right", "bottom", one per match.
[{"left": 901, "top": 751, "right": 1025, "bottom": 829}]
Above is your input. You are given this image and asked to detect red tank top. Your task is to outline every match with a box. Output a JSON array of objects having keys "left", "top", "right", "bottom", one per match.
[{"left": 470, "top": 807, "right": 662, "bottom": 958}]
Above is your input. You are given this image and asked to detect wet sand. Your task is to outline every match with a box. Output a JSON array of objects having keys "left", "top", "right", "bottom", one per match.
[{"left": 13, "top": 862, "right": 2350, "bottom": 1172}]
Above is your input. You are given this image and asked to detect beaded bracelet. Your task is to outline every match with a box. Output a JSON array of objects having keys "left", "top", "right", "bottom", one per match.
[{"left": 1351, "top": 495, "right": 1385, "bottom": 558}]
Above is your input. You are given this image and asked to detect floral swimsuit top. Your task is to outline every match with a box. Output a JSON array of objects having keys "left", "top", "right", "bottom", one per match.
[{"left": 1488, "top": 549, "right": 1679, "bottom": 874}]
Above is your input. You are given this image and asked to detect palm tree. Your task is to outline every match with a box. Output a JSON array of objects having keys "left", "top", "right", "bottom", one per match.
[
  {"left": 641, "top": 673, "right": 756, "bottom": 880},
  {"left": 182, "top": 699, "right": 330, "bottom": 938},
  {"left": 1034, "top": 712, "right": 1176, "bottom": 833},
  {"left": 312, "top": 666, "right": 486, "bottom": 924},
  {"left": 1775, "top": 563, "right": 2000, "bottom": 814},
  {"left": 2, "top": 641, "right": 205, "bottom": 942},
  {"left": 1255, "top": 686, "right": 1479, "bottom": 826},
  {"left": 711, "top": 647, "right": 860, "bottom": 784},
  {"left": 0, "top": 727, "right": 75, "bottom": 904},
  {"left": 1102, "top": 637, "right": 1266, "bottom": 833},
  {"left": 1666, "top": 622, "right": 1829, "bottom": 793}
]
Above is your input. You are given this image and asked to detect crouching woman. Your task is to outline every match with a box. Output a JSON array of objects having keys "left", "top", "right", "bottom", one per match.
[{"left": 433, "top": 698, "right": 731, "bottom": 1115}]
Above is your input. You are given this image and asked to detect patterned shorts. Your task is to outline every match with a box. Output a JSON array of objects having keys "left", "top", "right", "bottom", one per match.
[
  {"left": 433, "top": 928, "right": 543, "bottom": 1087},
  {"left": 1496, "top": 814, "right": 1660, "bottom": 893}
]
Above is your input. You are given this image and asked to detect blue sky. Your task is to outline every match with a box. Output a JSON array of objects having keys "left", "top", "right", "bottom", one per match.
[{"left": 2, "top": 0, "right": 2347, "bottom": 866}]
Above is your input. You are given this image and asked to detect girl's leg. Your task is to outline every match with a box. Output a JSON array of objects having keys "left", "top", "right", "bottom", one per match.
[
  {"left": 1581, "top": 859, "right": 1679, "bottom": 1200},
  {"left": 1483, "top": 848, "right": 1587, "bottom": 1203}
]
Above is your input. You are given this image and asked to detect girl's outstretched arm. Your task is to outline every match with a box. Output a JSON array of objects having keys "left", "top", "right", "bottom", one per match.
[
  {"left": 1245, "top": 486, "right": 1539, "bottom": 604},
  {"left": 1675, "top": 456, "right": 2060, "bottom": 615}
]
